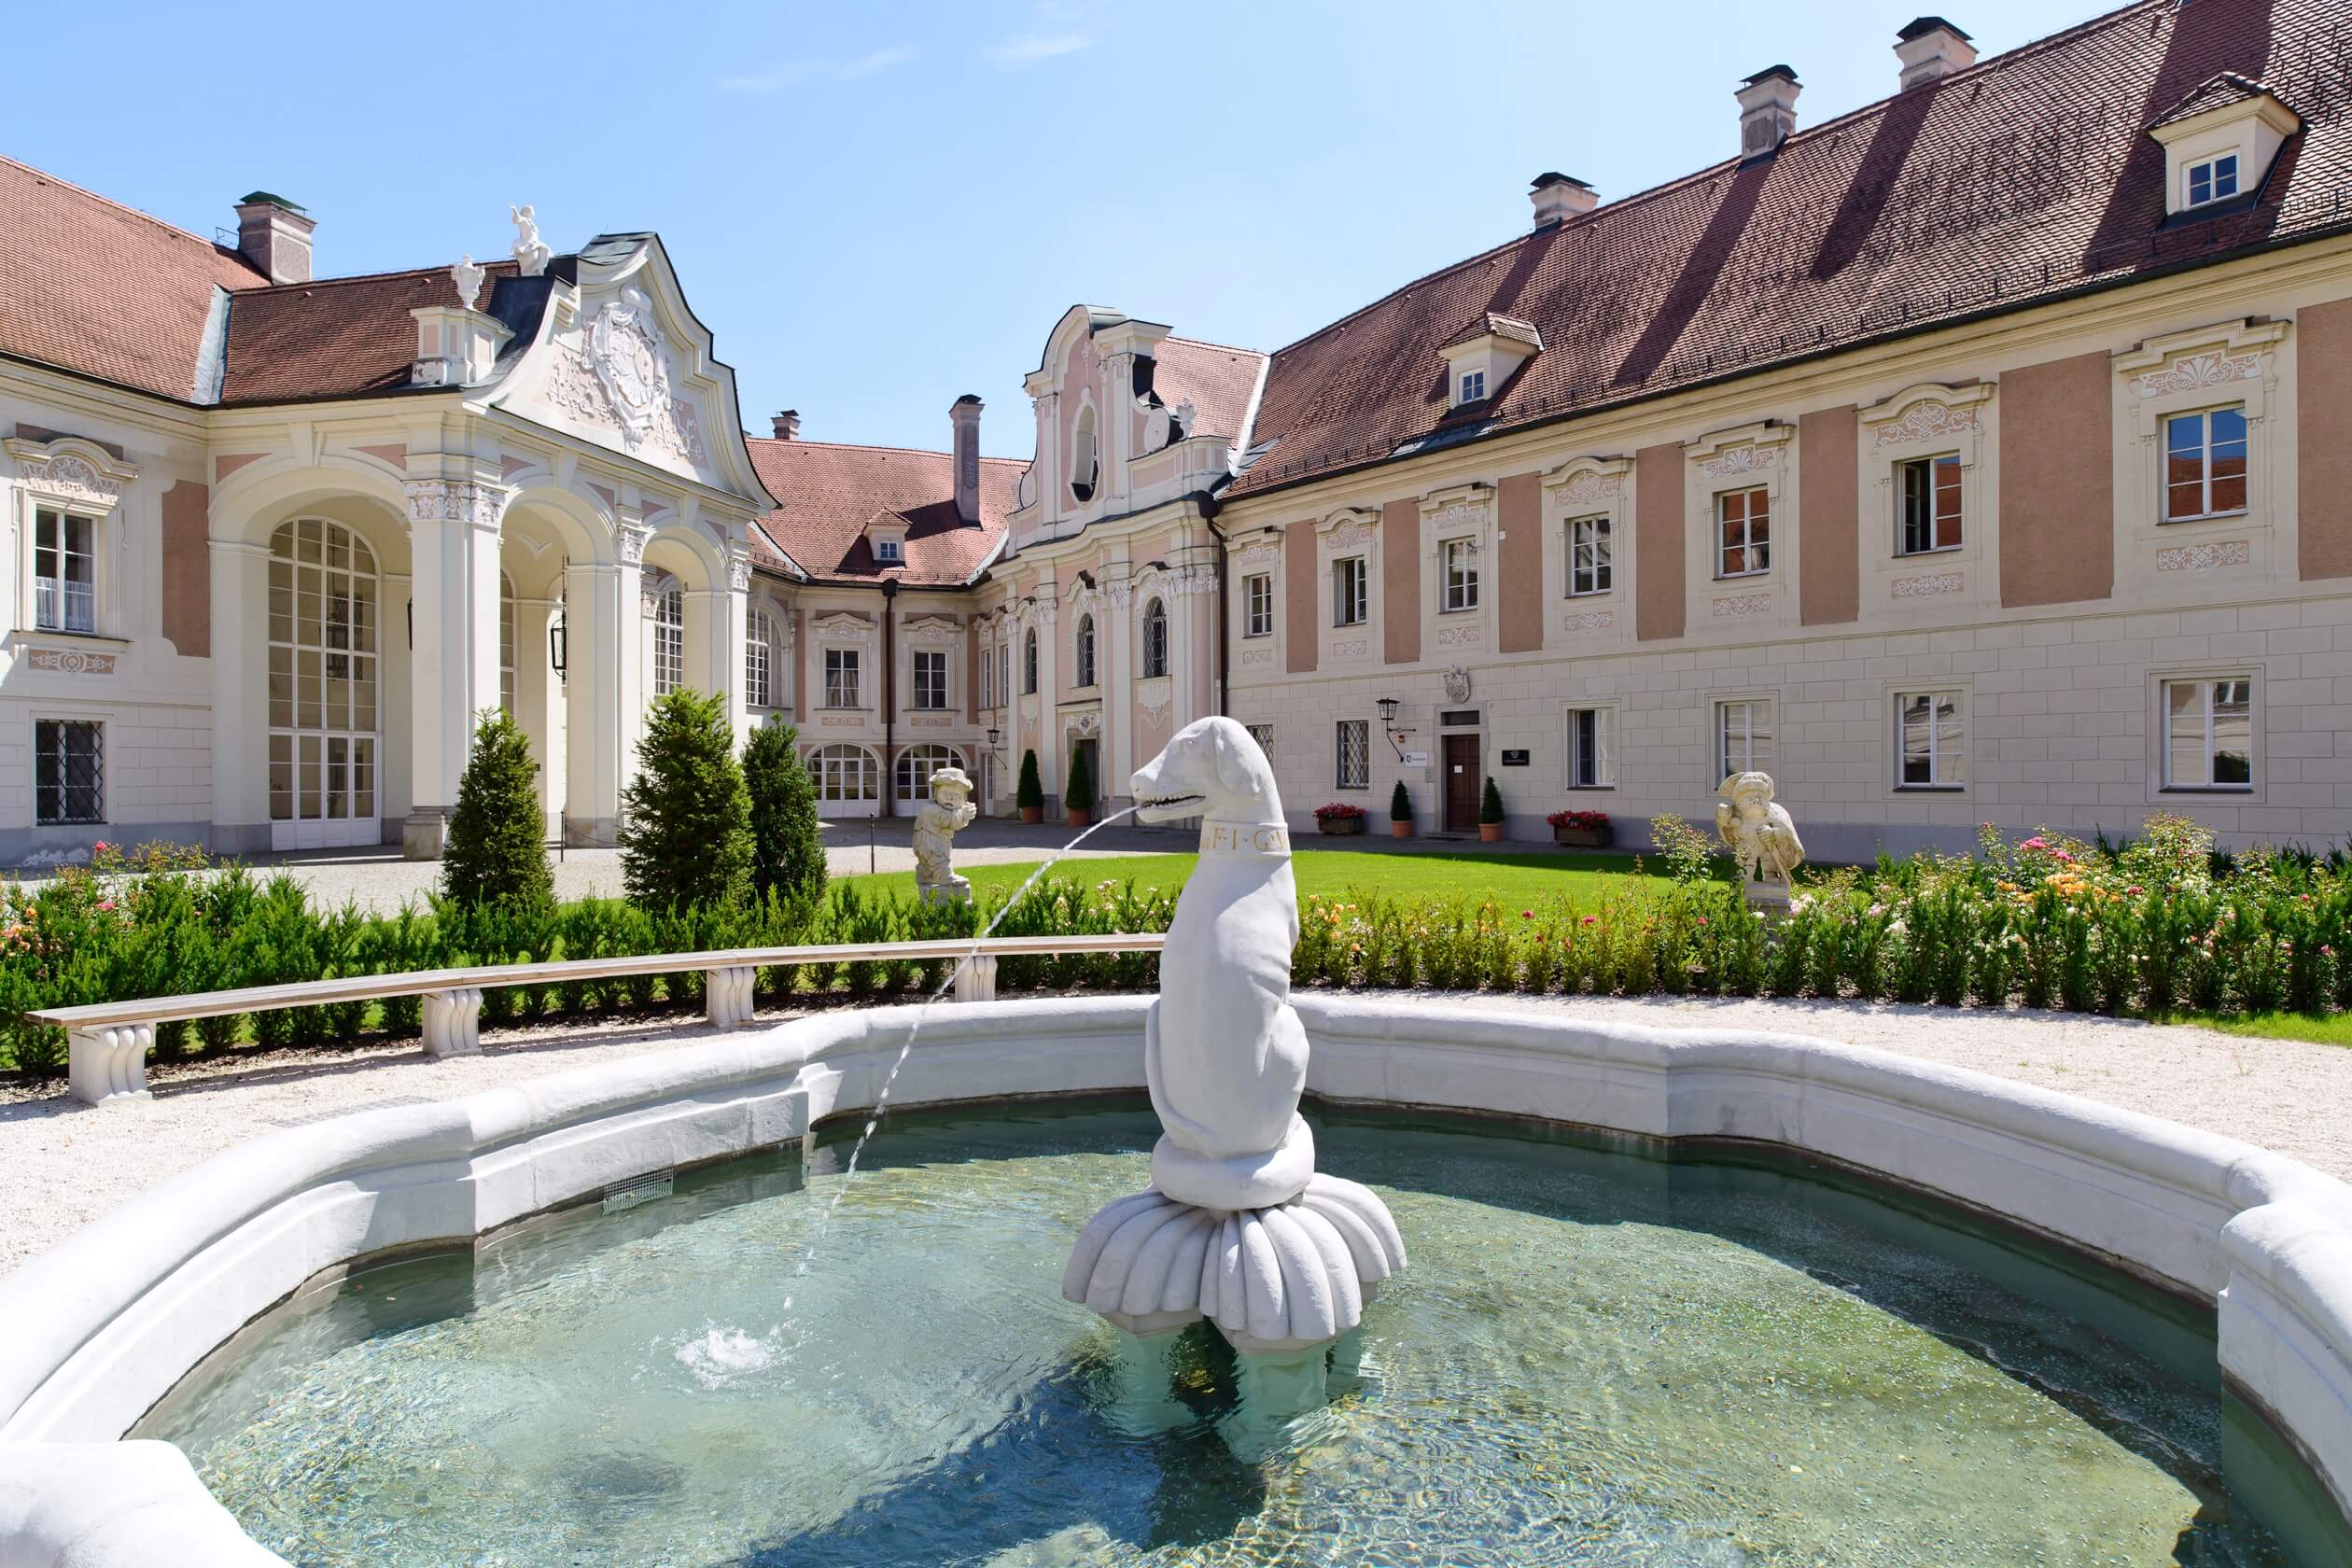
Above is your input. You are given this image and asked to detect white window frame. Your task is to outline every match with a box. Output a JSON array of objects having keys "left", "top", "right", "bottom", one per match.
[
  {"left": 1894, "top": 689, "right": 1966, "bottom": 791},
  {"left": 978, "top": 640, "right": 994, "bottom": 709},
  {"left": 875, "top": 537, "right": 903, "bottom": 565},
  {"left": 1336, "top": 718, "right": 1370, "bottom": 791},
  {"left": 811, "top": 743, "right": 879, "bottom": 804},
  {"left": 823, "top": 647, "right": 861, "bottom": 709},
  {"left": 1715, "top": 697, "right": 1773, "bottom": 781},
  {"left": 1023, "top": 628, "right": 1038, "bottom": 694},
  {"left": 1896, "top": 453, "right": 1964, "bottom": 555},
  {"left": 1440, "top": 538, "right": 1478, "bottom": 612},
  {"left": 1459, "top": 370, "right": 1486, "bottom": 404},
  {"left": 2160, "top": 676, "right": 2256, "bottom": 792},
  {"left": 651, "top": 583, "right": 684, "bottom": 697},
  {"left": 1074, "top": 613, "right": 1097, "bottom": 687},
  {"left": 32, "top": 509, "right": 96, "bottom": 634},
  {"left": 746, "top": 609, "right": 777, "bottom": 708},
  {"left": 1334, "top": 556, "right": 1367, "bottom": 626},
  {"left": 2186, "top": 152, "right": 2239, "bottom": 208},
  {"left": 2162, "top": 404, "right": 2249, "bottom": 523},
  {"left": 1566, "top": 515, "right": 1611, "bottom": 596},
  {"left": 1243, "top": 573, "right": 1274, "bottom": 637},
  {"left": 912, "top": 648, "right": 949, "bottom": 711},
  {"left": 1564, "top": 705, "right": 1615, "bottom": 790},
  {"left": 1715, "top": 486, "right": 1771, "bottom": 580},
  {"left": 34, "top": 717, "right": 104, "bottom": 825},
  {"left": 1141, "top": 597, "right": 1169, "bottom": 679}
]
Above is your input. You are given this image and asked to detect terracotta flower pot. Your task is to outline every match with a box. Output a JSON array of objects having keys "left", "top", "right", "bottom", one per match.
[
  {"left": 1478, "top": 822, "right": 1505, "bottom": 843},
  {"left": 1067, "top": 807, "right": 1092, "bottom": 830},
  {"left": 1020, "top": 805, "right": 1043, "bottom": 824},
  {"left": 1391, "top": 819, "right": 1411, "bottom": 838}
]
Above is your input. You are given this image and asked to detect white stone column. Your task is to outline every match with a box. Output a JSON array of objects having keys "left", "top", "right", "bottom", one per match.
[
  {"left": 514, "top": 595, "right": 562, "bottom": 836},
  {"left": 561, "top": 534, "right": 643, "bottom": 846},
  {"left": 402, "top": 479, "right": 505, "bottom": 860},
  {"left": 1104, "top": 580, "right": 1132, "bottom": 805},
  {"left": 1036, "top": 597, "right": 1061, "bottom": 801},
  {"left": 206, "top": 538, "right": 273, "bottom": 854}
]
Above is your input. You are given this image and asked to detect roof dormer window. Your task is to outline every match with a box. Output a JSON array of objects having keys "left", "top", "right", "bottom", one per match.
[
  {"left": 2186, "top": 154, "right": 2238, "bottom": 208},
  {"left": 1438, "top": 313, "right": 1539, "bottom": 412},
  {"left": 1459, "top": 371, "right": 1487, "bottom": 404},
  {"left": 875, "top": 538, "right": 903, "bottom": 564}
]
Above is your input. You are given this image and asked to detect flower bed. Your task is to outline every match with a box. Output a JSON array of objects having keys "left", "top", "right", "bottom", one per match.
[
  {"left": 1547, "top": 809, "right": 1614, "bottom": 847},
  {"left": 1313, "top": 803, "right": 1368, "bottom": 835}
]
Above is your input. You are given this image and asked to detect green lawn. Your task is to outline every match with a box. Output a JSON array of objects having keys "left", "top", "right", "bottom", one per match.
[
  {"left": 2157, "top": 1010, "right": 2352, "bottom": 1048},
  {"left": 841, "top": 847, "right": 1683, "bottom": 907}
]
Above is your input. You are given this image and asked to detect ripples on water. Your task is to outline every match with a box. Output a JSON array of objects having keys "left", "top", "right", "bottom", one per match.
[{"left": 138, "top": 1099, "right": 2345, "bottom": 1566}]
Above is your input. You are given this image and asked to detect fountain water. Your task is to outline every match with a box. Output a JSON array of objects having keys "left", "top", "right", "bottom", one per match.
[{"left": 1062, "top": 718, "right": 1407, "bottom": 1361}]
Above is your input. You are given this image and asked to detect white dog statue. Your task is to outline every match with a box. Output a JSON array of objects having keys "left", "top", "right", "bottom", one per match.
[{"left": 1062, "top": 716, "right": 1405, "bottom": 1353}]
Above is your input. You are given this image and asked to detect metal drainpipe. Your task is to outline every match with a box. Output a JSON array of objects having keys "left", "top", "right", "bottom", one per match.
[
  {"left": 880, "top": 577, "right": 899, "bottom": 819},
  {"left": 1194, "top": 490, "right": 1228, "bottom": 716}
]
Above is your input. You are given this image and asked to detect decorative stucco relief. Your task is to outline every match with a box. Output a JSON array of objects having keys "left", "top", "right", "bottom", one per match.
[
  {"left": 15, "top": 453, "right": 122, "bottom": 506},
  {"left": 1890, "top": 571, "right": 1965, "bottom": 599},
  {"left": 1330, "top": 638, "right": 1369, "bottom": 659},
  {"left": 2135, "top": 352, "right": 2261, "bottom": 399},
  {"left": 617, "top": 523, "right": 651, "bottom": 565},
  {"left": 1426, "top": 502, "right": 1483, "bottom": 533},
  {"left": 26, "top": 647, "right": 116, "bottom": 676},
  {"left": 1551, "top": 470, "right": 1622, "bottom": 510},
  {"left": 1231, "top": 542, "right": 1281, "bottom": 573},
  {"left": 1711, "top": 593, "right": 1773, "bottom": 619},
  {"left": 1873, "top": 401, "right": 1980, "bottom": 446},
  {"left": 1070, "top": 711, "right": 1101, "bottom": 738},
  {"left": 544, "top": 286, "right": 709, "bottom": 465},
  {"left": 1442, "top": 667, "right": 1472, "bottom": 702},
  {"left": 1560, "top": 608, "right": 1616, "bottom": 633},
  {"left": 1323, "top": 521, "right": 1376, "bottom": 554},
  {"left": 904, "top": 616, "right": 962, "bottom": 645},
  {"left": 907, "top": 713, "right": 956, "bottom": 728},
  {"left": 1239, "top": 647, "right": 1274, "bottom": 667},
  {"left": 811, "top": 612, "right": 873, "bottom": 644},
  {"left": 1435, "top": 623, "right": 1482, "bottom": 647},
  {"left": 818, "top": 714, "right": 862, "bottom": 728},
  {"left": 1141, "top": 700, "right": 1172, "bottom": 726},
  {"left": 2156, "top": 539, "right": 2251, "bottom": 572},
  {"left": 1699, "top": 444, "right": 1775, "bottom": 480},
  {"left": 403, "top": 479, "right": 507, "bottom": 529}
]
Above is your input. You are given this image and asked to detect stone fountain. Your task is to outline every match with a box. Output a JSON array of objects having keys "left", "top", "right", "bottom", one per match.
[{"left": 1061, "top": 717, "right": 1406, "bottom": 1356}]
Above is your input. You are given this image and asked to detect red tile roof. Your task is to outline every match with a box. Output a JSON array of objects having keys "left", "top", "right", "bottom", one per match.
[
  {"left": 746, "top": 437, "right": 1020, "bottom": 586},
  {"left": 1150, "top": 336, "right": 1265, "bottom": 440},
  {"left": 1229, "top": 0, "right": 2352, "bottom": 499},
  {"left": 217, "top": 260, "right": 521, "bottom": 405},
  {"left": 0, "top": 155, "right": 265, "bottom": 401}
]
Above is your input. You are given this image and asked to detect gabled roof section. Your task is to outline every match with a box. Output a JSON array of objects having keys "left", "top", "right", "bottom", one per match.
[
  {"left": 2154, "top": 69, "right": 2281, "bottom": 128},
  {"left": 0, "top": 155, "right": 267, "bottom": 403},
  {"left": 1147, "top": 336, "right": 1266, "bottom": 441},
  {"left": 1440, "top": 313, "right": 1541, "bottom": 351},
  {"left": 217, "top": 259, "right": 545, "bottom": 405},
  {"left": 747, "top": 438, "right": 1020, "bottom": 587},
  {"left": 1230, "top": 0, "right": 2348, "bottom": 500}
]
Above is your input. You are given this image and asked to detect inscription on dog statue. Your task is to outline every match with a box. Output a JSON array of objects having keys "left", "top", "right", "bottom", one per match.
[{"left": 1062, "top": 716, "right": 1406, "bottom": 1353}]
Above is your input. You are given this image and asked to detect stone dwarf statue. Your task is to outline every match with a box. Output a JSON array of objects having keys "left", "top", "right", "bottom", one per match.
[
  {"left": 1715, "top": 770, "right": 1804, "bottom": 904},
  {"left": 912, "top": 765, "right": 978, "bottom": 904}
]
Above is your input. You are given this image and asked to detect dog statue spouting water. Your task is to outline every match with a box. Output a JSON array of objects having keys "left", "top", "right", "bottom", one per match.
[{"left": 1061, "top": 717, "right": 1405, "bottom": 1353}]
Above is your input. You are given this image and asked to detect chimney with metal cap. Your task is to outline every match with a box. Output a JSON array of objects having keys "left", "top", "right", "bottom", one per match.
[
  {"left": 951, "top": 395, "right": 984, "bottom": 525},
  {"left": 233, "top": 191, "right": 314, "bottom": 285},
  {"left": 1896, "top": 17, "right": 1975, "bottom": 90},
  {"left": 771, "top": 410, "right": 801, "bottom": 441},
  {"left": 1736, "top": 66, "right": 1801, "bottom": 159},
  {"left": 1529, "top": 173, "right": 1598, "bottom": 228}
]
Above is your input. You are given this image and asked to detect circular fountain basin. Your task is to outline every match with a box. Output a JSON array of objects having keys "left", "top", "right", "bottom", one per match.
[
  {"left": 135, "top": 1098, "right": 2347, "bottom": 1565},
  {"left": 7, "top": 997, "right": 2352, "bottom": 1567}
]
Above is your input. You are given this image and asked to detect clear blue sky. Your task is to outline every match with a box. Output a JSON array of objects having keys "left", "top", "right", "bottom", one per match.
[{"left": 8, "top": 0, "right": 2095, "bottom": 457}]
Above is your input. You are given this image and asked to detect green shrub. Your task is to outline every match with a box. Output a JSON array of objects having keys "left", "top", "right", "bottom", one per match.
[
  {"left": 441, "top": 708, "right": 553, "bottom": 913},
  {"left": 1390, "top": 779, "right": 1412, "bottom": 824},
  {"left": 619, "top": 688, "right": 754, "bottom": 911},
  {"left": 1479, "top": 777, "right": 1505, "bottom": 826},
  {"left": 744, "top": 720, "right": 826, "bottom": 908},
  {"left": 1065, "top": 748, "right": 1096, "bottom": 815},
  {"left": 1017, "top": 750, "right": 1044, "bottom": 811}
]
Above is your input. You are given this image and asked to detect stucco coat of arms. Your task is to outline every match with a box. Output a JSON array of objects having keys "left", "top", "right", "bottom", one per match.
[{"left": 590, "top": 287, "right": 674, "bottom": 448}]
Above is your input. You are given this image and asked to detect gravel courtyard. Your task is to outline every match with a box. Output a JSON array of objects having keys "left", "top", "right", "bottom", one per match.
[{"left": 4, "top": 991, "right": 2345, "bottom": 1278}]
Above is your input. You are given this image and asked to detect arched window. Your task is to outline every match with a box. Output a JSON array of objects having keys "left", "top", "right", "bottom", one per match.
[
  {"left": 894, "top": 743, "right": 965, "bottom": 804},
  {"left": 1141, "top": 597, "right": 1168, "bottom": 679},
  {"left": 810, "top": 744, "right": 878, "bottom": 805},
  {"left": 266, "top": 517, "right": 380, "bottom": 848},
  {"left": 1023, "top": 627, "right": 1038, "bottom": 694},
  {"left": 747, "top": 608, "right": 777, "bottom": 708},
  {"left": 1075, "top": 613, "right": 1097, "bottom": 687},
  {"left": 1071, "top": 406, "right": 1099, "bottom": 503},
  {"left": 651, "top": 581, "right": 684, "bottom": 697},
  {"left": 498, "top": 572, "right": 518, "bottom": 716}
]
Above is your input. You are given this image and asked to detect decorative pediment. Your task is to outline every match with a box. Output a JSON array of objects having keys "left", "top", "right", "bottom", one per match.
[
  {"left": 1688, "top": 421, "right": 1792, "bottom": 480},
  {"left": 903, "top": 614, "right": 962, "bottom": 645},
  {"left": 5, "top": 436, "right": 137, "bottom": 508},
  {"left": 810, "top": 611, "right": 873, "bottom": 643},
  {"left": 1862, "top": 382, "right": 1995, "bottom": 446},
  {"left": 1542, "top": 455, "right": 1631, "bottom": 512},
  {"left": 1315, "top": 506, "right": 1380, "bottom": 554},
  {"left": 1419, "top": 482, "right": 1493, "bottom": 534},
  {"left": 2113, "top": 319, "right": 2288, "bottom": 399}
]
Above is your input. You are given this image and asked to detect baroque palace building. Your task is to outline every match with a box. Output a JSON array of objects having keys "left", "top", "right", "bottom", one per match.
[{"left": 6, "top": 0, "right": 2352, "bottom": 859}]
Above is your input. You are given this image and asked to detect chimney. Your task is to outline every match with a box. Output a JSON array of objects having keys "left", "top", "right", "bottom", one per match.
[
  {"left": 951, "top": 395, "right": 984, "bottom": 525},
  {"left": 1895, "top": 17, "right": 1975, "bottom": 90},
  {"left": 233, "top": 191, "right": 314, "bottom": 285},
  {"left": 1529, "top": 172, "right": 1599, "bottom": 228},
  {"left": 1735, "top": 66, "right": 1801, "bottom": 160},
  {"left": 771, "top": 410, "right": 801, "bottom": 441}
]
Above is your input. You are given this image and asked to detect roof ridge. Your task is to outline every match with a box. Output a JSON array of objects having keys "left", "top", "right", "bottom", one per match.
[
  {"left": 1259, "top": 0, "right": 2173, "bottom": 365},
  {"left": 239, "top": 257, "right": 534, "bottom": 296},
  {"left": 1160, "top": 333, "right": 1267, "bottom": 357},
  {"left": 749, "top": 435, "right": 1025, "bottom": 464},
  {"left": 0, "top": 152, "right": 264, "bottom": 274}
]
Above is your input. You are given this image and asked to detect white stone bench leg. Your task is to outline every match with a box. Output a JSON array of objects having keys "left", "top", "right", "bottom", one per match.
[
  {"left": 706, "top": 965, "right": 756, "bottom": 1029},
  {"left": 68, "top": 1023, "right": 153, "bottom": 1106},
  {"left": 421, "top": 987, "right": 483, "bottom": 1058},
  {"left": 952, "top": 955, "right": 998, "bottom": 1004}
]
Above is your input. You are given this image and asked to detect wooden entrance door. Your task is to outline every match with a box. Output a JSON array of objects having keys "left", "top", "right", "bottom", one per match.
[{"left": 1443, "top": 735, "right": 1481, "bottom": 833}]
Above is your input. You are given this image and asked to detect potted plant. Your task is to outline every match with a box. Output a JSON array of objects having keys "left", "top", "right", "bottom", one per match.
[
  {"left": 1016, "top": 749, "right": 1044, "bottom": 824},
  {"left": 1064, "top": 746, "right": 1096, "bottom": 830},
  {"left": 1547, "top": 807, "right": 1615, "bottom": 848},
  {"left": 1478, "top": 776, "right": 1506, "bottom": 843},
  {"left": 1313, "top": 802, "right": 1367, "bottom": 835},
  {"left": 1389, "top": 778, "right": 1413, "bottom": 838}
]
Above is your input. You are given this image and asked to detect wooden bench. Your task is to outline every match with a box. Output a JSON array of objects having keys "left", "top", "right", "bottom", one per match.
[{"left": 27, "top": 931, "right": 1168, "bottom": 1107}]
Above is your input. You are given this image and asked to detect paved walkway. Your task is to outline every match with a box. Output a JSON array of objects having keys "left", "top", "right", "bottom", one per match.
[{"left": 4, "top": 991, "right": 2347, "bottom": 1279}]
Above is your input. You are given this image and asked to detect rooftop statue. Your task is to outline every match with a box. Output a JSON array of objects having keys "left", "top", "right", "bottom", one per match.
[{"left": 510, "top": 204, "right": 551, "bottom": 278}]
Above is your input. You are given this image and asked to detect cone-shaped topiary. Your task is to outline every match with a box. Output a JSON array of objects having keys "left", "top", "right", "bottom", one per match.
[
  {"left": 1017, "top": 749, "right": 1044, "bottom": 811},
  {"left": 1480, "top": 775, "right": 1506, "bottom": 825},
  {"left": 619, "top": 688, "right": 753, "bottom": 910},
  {"left": 744, "top": 718, "right": 826, "bottom": 907},
  {"left": 441, "top": 707, "right": 553, "bottom": 912},
  {"left": 1065, "top": 746, "right": 1097, "bottom": 814},
  {"left": 1390, "top": 778, "right": 1413, "bottom": 822}
]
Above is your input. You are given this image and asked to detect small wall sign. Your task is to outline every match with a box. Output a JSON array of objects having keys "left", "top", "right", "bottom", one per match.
[
  {"left": 1501, "top": 749, "right": 1531, "bottom": 766},
  {"left": 1400, "top": 749, "right": 1430, "bottom": 767}
]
